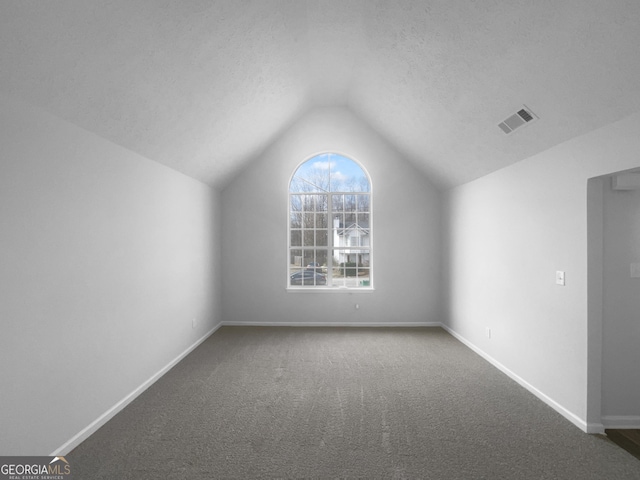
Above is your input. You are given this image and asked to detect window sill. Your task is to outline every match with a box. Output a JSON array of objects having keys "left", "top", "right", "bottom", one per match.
[{"left": 286, "top": 286, "right": 375, "bottom": 293}]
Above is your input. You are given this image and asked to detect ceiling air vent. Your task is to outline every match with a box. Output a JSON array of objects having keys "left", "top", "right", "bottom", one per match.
[{"left": 498, "top": 106, "right": 538, "bottom": 134}]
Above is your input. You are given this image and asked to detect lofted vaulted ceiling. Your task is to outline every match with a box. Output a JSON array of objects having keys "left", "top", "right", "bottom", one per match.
[{"left": 2, "top": 1, "right": 640, "bottom": 190}]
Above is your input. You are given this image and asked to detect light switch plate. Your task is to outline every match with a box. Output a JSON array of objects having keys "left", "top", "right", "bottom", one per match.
[
  {"left": 556, "top": 271, "right": 566, "bottom": 286},
  {"left": 631, "top": 263, "right": 640, "bottom": 278}
]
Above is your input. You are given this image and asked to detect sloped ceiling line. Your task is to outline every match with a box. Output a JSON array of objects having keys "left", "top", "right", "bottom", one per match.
[{"left": 1, "top": 0, "right": 640, "bottom": 190}]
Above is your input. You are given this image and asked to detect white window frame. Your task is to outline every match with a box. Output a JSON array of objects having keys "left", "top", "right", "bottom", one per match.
[{"left": 287, "top": 152, "right": 373, "bottom": 292}]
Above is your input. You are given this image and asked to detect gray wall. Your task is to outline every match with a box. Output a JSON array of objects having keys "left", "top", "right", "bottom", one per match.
[
  {"left": 601, "top": 177, "right": 640, "bottom": 424},
  {"left": 0, "top": 93, "right": 222, "bottom": 455},
  {"left": 221, "top": 107, "right": 441, "bottom": 326},
  {"left": 444, "top": 111, "right": 640, "bottom": 431}
]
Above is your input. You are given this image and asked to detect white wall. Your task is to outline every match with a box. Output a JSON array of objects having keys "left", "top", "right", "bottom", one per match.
[
  {"left": 0, "top": 93, "right": 222, "bottom": 455},
  {"left": 601, "top": 177, "right": 640, "bottom": 425},
  {"left": 444, "top": 111, "right": 640, "bottom": 431},
  {"left": 221, "top": 107, "right": 441, "bottom": 326}
]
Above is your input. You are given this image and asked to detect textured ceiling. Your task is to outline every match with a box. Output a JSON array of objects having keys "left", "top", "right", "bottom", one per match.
[{"left": 2, "top": 0, "right": 640, "bottom": 190}]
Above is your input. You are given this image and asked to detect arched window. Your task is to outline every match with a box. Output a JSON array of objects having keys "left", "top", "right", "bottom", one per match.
[{"left": 288, "top": 153, "right": 372, "bottom": 289}]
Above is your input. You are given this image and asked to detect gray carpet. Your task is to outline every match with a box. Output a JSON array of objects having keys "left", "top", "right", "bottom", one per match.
[{"left": 68, "top": 327, "right": 640, "bottom": 479}]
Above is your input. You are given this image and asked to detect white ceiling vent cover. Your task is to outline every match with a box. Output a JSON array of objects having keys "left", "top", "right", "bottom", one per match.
[{"left": 498, "top": 106, "right": 538, "bottom": 134}]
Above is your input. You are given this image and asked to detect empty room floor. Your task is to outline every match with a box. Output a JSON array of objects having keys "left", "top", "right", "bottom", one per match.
[{"left": 68, "top": 327, "right": 640, "bottom": 479}]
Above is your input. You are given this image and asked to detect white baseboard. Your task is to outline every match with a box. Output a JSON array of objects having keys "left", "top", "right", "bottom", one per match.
[
  {"left": 440, "top": 324, "right": 592, "bottom": 433},
  {"left": 51, "top": 322, "right": 223, "bottom": 456},
  {"left": 222, "top": 321, "right": 442, "bottom": 328},
  {"left": 602, "top": 415, "right": 640, "bottom": 429},
  {"left": 585, "top": 422, "right": 606, "bottom": 435}
]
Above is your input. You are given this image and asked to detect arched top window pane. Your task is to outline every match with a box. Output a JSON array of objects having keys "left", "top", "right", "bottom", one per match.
[{"left": 290, "top": 153, "right": 370, "bottom": 193}]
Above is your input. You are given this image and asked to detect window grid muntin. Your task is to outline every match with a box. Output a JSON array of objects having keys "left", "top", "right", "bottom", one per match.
[{"left": 289, "top": 191, "right": 371, "bottom": 289}]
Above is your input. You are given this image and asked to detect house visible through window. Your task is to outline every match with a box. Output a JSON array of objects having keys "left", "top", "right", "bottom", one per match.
[{"left": 288, "top": 153, "right": 372, "bottom": 289}]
